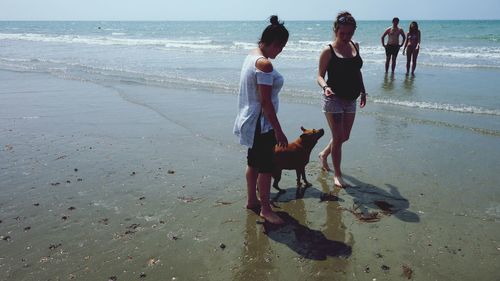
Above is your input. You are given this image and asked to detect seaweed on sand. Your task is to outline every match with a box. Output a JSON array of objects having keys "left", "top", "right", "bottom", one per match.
[{"left": 343, "top": 204, "right": 380, "bottom": 222}]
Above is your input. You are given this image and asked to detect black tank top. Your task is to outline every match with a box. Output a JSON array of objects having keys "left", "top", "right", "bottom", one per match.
[{"left": 326, "top": 41, "right": 363, "bottom": 100}]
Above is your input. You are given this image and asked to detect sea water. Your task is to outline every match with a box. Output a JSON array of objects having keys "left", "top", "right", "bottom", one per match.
[{"left": 0, "top": 20, "right": 499, "bottom": 134}]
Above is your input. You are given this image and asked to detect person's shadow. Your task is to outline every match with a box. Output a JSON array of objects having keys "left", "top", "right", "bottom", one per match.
[
  {"left": 343, "top": 175, "right": 420, "bottom": 222},
  {"left": 260, "top": 211, "right": 352, "bottom": 260},
  {"left": 266, "top": 177, "right": 351, "bottom": 261}
]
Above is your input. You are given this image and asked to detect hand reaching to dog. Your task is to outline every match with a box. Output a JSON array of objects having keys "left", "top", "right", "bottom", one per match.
[{"left": 275, "top": 130, "right": 288, "bottom": 148}]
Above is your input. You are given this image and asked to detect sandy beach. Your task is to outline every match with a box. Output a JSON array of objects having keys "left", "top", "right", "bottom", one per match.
[{"left": 1, "top": 69, "right": 499, "bottom": 280}]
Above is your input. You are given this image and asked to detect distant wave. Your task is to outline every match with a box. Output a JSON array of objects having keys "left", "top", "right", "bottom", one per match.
[
  {"left": 372, "top": 98, "right": 500, "bottom": 116},
  {"left": 0, "top": 56, "right": 239, "bottom": 94},
  {"left": 425, "top": 46, "right": 500, "bottom": 60},
  {"left": 2, "top": 32, "right": 500, "bottom": 68},
  {"left": 232, "top": 41, "right": 255, "bottom": 50},
  {"left": 419, "top": 62, "right": 500, "bottom": 69},
  {"left": 0, "top": 33, "right": 222, "bottom": 49},
  {"left": 296, "top": 40, "right": 329, "bottom": 46}
]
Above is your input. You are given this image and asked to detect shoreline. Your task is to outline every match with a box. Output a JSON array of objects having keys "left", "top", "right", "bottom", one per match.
[{"left": 0, "top": 69, "right": 499, "bottom": 280}]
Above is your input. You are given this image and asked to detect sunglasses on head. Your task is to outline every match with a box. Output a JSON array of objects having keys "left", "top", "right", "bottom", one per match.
[{"left": 338, "top": 16, "right": 356, "bottom": 24}]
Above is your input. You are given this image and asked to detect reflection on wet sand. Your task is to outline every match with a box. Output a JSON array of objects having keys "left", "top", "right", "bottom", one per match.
[
  {"left": 233, "top": 210, "right": 274, "bottom": 281},
  {"left": 312, "top": 175, "right": 353, "bottom": 278},
  {"left": 234, "top": 173, "right": 354, "bottom": 279},
  {"left": 403, "top": 74, "right": 415, "bottom": 91},
  {"left": 382, "top": 72, "right": 396, "bottom": 92},
  {"left": 270, "top": 176, "right": 352, "bottom": 274}
]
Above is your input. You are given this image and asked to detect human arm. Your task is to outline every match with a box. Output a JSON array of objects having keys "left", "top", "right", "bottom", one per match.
[
  {"left": 381, "top": 29, "right": 389, "bottom": 47},
  {"left": 399, "top": 28, "right": 406, "bottom": 47},
  {"left": 416, "top": 30, "right": 421, "bottom": 50},
  {"left": 403, "top": 32, "right": 409, "bottom": 55},
  {"left": 359, "top": 70, "right": 367, "bottom": 108},
  {"left": 316, "top": 47, "right": 334, "bottom": 97},
  {"left": 256, "top": 58, "right": 288, "bottom": 147},
  {"left": 356, "top": 43, "right": 367, "bottom": 108}
]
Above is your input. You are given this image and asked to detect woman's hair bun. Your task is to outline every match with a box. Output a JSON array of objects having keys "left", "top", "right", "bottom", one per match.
[
  {"left": 259, "top": 15, "right": 288, "bottom": 46},
  {"left": 270, "top": 15, "right": 280, "bottom": 25}
]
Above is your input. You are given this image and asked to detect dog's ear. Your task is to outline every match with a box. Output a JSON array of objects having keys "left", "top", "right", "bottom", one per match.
[{"left": 301, "top": 126, "right": 305, "bottom": 132}]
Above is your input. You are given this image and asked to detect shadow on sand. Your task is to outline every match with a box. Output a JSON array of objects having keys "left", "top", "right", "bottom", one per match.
[
  {"left": 271, "top": 184, "right": 344, "bottom": 204},
  {"left": 260, "top": 211, "right": 352, "bottom": 260},
  {"left": 343, "top": 175, "right": 420, "bottom": 223}
]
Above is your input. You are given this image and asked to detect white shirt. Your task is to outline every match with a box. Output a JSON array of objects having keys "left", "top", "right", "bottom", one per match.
[{"left": 233, "top": 54, "right": 284, "bottom": 148}]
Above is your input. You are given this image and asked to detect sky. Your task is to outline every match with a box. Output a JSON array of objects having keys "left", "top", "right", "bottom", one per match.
[{"left": 1, "top": 0, "right": 499, "bottom": 21}]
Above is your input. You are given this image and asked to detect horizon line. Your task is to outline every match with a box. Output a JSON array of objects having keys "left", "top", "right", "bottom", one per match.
[{"left": 1, "top": 18, "right": 500, "bottom": 22}]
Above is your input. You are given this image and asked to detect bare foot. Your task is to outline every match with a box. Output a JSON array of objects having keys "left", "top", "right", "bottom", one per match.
[
  {"left": 246, "top": 201, "right": 260, "bottom": 209},
  {"left": 334, "top": 175, "right": 349, "bottom": 188},
  {"left": 260, "top": 209, "right": 284, "bottom": 225},
  {"left": 318, "top": 153, "right": 331, "bottom": 172}
]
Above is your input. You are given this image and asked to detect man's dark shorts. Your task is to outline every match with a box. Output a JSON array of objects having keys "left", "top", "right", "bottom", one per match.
[
  {"left": 247, "top": 130, "right": 276, "bottom": 173},
  {"left": 385, "top": 44, "right": 400, "bottom": 56}
]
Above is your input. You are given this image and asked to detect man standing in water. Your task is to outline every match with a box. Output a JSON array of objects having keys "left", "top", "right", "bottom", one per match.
[{"left": 381, "top": 17, "right": 406, "bottom": 73}]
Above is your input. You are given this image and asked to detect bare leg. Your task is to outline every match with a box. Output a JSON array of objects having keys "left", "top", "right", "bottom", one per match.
[
  {"left": 391, "top": 54, "right": 397, "bottom": 72},
  {"left": 245, "top": 166, "right": 260, "bottom": 209},
  {"left": 406, "top": 51, "right": 411, "bottom": 74},
  {"left": 318, "top": 138, "right": 332, "bottom": 171},
  {"left": 325, "top": 113, "right": 345, "bottom": 187},
  {"left": 325, "top": 112, "right": 356, "bottom": 188},
  {"left": 258, "top": 173, "right": 284, "bottom": 224},
  {"left": 411, "top": 49, "right": 419, "bottom": 75},
  {"left": 385, "top": 56, "right": 390, "bottom": 73}
]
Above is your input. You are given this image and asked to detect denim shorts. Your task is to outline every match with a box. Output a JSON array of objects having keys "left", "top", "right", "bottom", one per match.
[{"left": 322, "top": 95, "right": 357, "bottom": 114}]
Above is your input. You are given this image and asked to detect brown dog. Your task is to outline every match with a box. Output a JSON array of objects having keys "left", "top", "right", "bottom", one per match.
[{"left": 272, "top": 127, "right": 324, "bottom": 192}]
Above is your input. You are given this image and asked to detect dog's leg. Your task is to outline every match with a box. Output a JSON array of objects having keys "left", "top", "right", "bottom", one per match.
[
  {"left": 295, "top": 169, "right": 302, "bottom": 187},
  {"left": 272, "top": 169, "right": 285, "bottom": 193},
  {"left": 301, "top": 166, "right": 312, "bottom": 187}
]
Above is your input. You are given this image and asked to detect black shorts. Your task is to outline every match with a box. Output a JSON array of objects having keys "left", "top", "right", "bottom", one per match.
[
  {"left": 247, "top": 130, "right": 276, "bottom": 173},
  {"left": 385, "top": 45, "right": 400, "bottom": 56}
]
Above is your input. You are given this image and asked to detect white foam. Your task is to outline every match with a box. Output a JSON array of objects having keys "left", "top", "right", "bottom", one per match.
[
  {"left": 373, "top": 98, "right": 500, "bottom": 116},
  {"left": 0, "top": 32, "right": 222, "bottom": 49},
  {"left": 232, "top": 41, "right": 257, "bottom": 50}
]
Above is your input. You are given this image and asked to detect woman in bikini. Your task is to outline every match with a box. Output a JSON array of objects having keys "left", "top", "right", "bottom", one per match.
[{"left": 403, "top": 21, "right": 421, "bottom": 75}]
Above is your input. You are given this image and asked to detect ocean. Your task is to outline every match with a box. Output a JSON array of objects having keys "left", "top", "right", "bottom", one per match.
[{"left": 0, "top": 20, "right": 499, "bottom": 134}]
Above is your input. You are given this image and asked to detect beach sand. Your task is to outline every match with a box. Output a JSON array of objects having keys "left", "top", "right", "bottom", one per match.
[{"left": 1, "top": 70, "right": 499, "bottom": 280}]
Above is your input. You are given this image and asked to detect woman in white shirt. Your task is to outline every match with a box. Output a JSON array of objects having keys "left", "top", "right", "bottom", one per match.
[{"left": 233, "top": 15, "right": 288, "bottom": 224}]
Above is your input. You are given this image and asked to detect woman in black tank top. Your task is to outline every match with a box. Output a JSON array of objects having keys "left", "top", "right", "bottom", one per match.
[
  {"left": 326, "top": 41, "right": 363, "bottom": 100},
  {"left": 316, "top": 12, "right": 367, "bottom": 188}
]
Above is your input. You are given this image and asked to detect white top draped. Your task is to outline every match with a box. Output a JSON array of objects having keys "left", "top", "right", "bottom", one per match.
[{"left": 233, "top": 54, "right": 284, "bottom": 148}]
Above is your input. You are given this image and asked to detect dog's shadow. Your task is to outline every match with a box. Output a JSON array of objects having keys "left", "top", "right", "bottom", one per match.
[
  {"left": 272, "top": 184, "right": 344, "bottom": 204},
  {"left": 260, "top": 211, "right": 352, "bottom": 260},
  {"left": 343, "top": 175, "right": 420, "bottom": 223}
]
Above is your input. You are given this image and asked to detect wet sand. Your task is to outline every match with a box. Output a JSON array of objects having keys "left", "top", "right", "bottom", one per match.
[{"left": 0, "top": 70, "right": 499, "bottom": 280}]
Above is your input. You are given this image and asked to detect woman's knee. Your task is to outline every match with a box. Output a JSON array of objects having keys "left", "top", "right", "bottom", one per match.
[
  {"left": 332, "top": 135, "right": 349, "bottom": 146},
  {"left": 342, "top": 135, "right": 350, "bottom": 143},
  {"left": 332, "top": 136, "right": 343, "bottom": 147}
]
